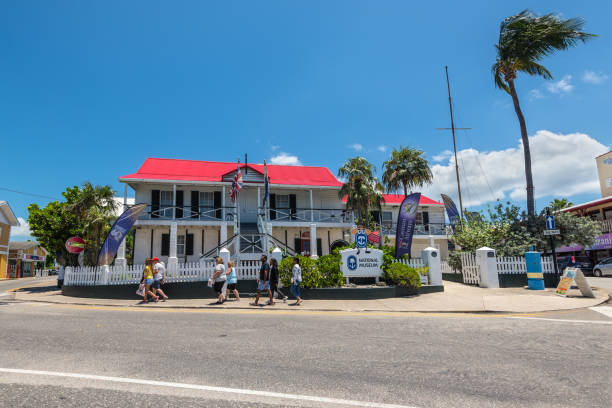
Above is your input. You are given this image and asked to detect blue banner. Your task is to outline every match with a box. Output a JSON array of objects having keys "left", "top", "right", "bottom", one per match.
[
  {"left": 441, "top": 194, "right": 460, "bottom": 229},
  {"left": 395, "top": 193, "right": 420, "bottom": 258},
  {"left": 97, "top": 203, "right": 147, "bottom": 266}
]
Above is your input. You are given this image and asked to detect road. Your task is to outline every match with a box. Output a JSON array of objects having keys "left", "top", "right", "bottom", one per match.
[
  {"left": 587, "top": 276, "right": 612, "bottom": 290},
  {"left": 0, "top": 296, "right": 611, "bottom": 407}
]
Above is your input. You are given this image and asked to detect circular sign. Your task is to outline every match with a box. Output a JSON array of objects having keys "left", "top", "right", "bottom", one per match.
[
  {"left": 347, "top": 255, "right": 358, "bottom": 271},
  {"left": 355, "top": 232, "right": 368, "bottom": 248},
  {"left": 65, "top": 237, "right": 85, "bottom": 254}
]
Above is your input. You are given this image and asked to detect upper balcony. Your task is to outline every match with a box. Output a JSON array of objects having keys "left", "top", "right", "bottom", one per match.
[
  {"left": 265, "top": 207, "right": 353, "bottom": 224},
  {"left": 138, "top": 205, "right": 237, "bottom": 222}
]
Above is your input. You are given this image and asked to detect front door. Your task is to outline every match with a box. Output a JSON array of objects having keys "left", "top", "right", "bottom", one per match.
[{"left": 238, "top": 188, "right": 257, "bottom": 223}]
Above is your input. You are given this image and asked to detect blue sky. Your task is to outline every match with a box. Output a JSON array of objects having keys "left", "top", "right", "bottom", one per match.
[{"left": 2, "top": 1, "right": 611, "bottom": 240}]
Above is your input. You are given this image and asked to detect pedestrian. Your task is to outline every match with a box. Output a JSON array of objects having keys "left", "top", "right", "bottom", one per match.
[
  {"left": 290, "top": 257, "right": 303, "bottom": 306},
  {"left": 140, "top": 259, "right": 159, "bottom": 303},
  {"left": 225, "top": 260, "right": 240, "bottom": 301},
  {"left": 250, "top": 254, "right": 273, "bottom": 306},
  {"left": 152, "top": 257, "right": 169, "bottom": 301},
  {"left": 268, "top": 258, "right": 287, "bottom": 303},
  {"left": 57, "top": 265, "right": 64, "bottom": 289},
  {"left": 210, "top": 257, "right": 227, "bottom": 304}
]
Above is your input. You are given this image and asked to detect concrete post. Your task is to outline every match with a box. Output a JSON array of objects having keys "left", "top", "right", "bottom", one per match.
[
  {"left": 476, "top": 246, "right": 499, "bottom": 288},
  {"left": 168, "top": 222, "right": 179, "bottom": 274},
  {"left": 310, "top": 223, "right": 318, "bottom": 259},
  {"left": 271, "top": 247, "right": 282, "bottom": 266},
  {"left": 172, "top": 184, "right": 177, "bottom": 220},
  {"left": 99, "top": 264, "right": 110, "bottom": 285},
  {"left": 64, "top": 266, "right": 72, "bottom": 286},
  {"left": 220, "top": 222, "right": 228, "bottom": 244},
  {"left": 222, "top": 185, "right": 226, "bottom": 220},
  {"left": 310, "top": 189, "right": 314, "bottom": 222},
  {"left": 421, "top": 247, "right": 442, "bottom": 286},
  {"left": 115, "top": 238, "right": 127, "bottom": 268},
  {"left": 219, "top": 247, "right": 230, "bottom": 268}
]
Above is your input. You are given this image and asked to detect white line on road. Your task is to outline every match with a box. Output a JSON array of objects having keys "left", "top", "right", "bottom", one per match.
[
  {"left": 0, "top": 368, "right": 419, "bottom": 408},
  {"left": 589, "top": 306, "right": 612, "bottom": 319},
  {"left": 505, "top": 316, "right": 612, "bottom": 325}
]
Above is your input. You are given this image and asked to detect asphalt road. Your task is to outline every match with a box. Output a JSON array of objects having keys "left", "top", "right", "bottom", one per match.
[
  {"left": 587, "top": 276, "right": 612, "bottom": 290},
  {"left": 0, "top": 300, "right": 611, "bottom": 408}
]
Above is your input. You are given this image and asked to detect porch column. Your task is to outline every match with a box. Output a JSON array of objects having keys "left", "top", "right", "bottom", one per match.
[
  {"left": 172, "top": 184, "right": 177, "bottom": 220},
  {"left": 168, "top": 222, "right": 178, "bottom": 273},
  {"left": 222, "top": 185, "right": 226, "bottom": 220},
  {"left": 220, "top": 222, "right": 228, "bottom": 244},
  {"left": 310, "top": 223, "right": 318, "bottom": 259},
  {"left": 115, "top": 185, "right": 128, "bottom": 267},
  {"left": 310, "top": 189, "right": 314, "bottom": 221}
]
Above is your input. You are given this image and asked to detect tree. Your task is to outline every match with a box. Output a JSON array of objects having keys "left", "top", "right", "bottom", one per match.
[
  {"left": 338, "top": 157, "right": 385, "bottom": 227},
  {"left": 550, "top": 198, "right": 573, "bottom": 211},
  {"left": 492, "top": 10, "right": 595, "bottom": 231},
  {"left": 382, "top": 146, "right": 433, "bottom": 196}
]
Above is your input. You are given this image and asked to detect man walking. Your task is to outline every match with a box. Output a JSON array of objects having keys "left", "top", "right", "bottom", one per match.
[
  {"left": 250, "top": 254, "right": 273, "bottom": 306},
  {"left": 152, "top": 257, "right": 169, "bottom": 301}
]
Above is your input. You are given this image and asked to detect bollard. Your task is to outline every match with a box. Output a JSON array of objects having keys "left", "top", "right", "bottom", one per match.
[{"left": 525, "top": 250, "right": 545, "bottom": 290}]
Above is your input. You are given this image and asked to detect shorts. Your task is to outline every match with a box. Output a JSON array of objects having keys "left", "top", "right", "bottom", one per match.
[
  {"left": 257, "top": 281, "right": 270, "bottom": 291},
  {"left": 152, "top": 280, "right": 162, "bottom": 289},
  {"left": 227, "top": 283, "right": 237, "bottom": 291},
  {"left": 145, "top": 278, "right": 154, "bottom": 285},
  {"left": 213, "top": 281, "right": 225, "bottom": 294}
]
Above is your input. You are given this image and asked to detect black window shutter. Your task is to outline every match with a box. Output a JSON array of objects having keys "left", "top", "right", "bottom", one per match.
[
  {"left": 186, "top": 233, "right": 194, "bottom": 256},
  {"left": 269, "top": 194, "right": 276, "bottom": 220},
  {"left": 294, "top": 238, "right": 301, "bottom": 253},
  {"left": 213, "top": 191, "right": 222, "bottom": 219},
  {"left": 317, "top": 239, "right": 322, "bottom": 257},
  {"left": 151, "top": 190, "right": 160, "bottom": 218},
  {"left": 161, "top": 234, "right": 170, "bottom": 256},
  {"left": 423, "top": 211, "right": 429, "bottom": 232},
  {"left": 191, "top": 191, "right": 198, "bottom": 219},
  {"left": 289, "top": 194, "right": 297, "bottom": 220},
  {"left": 176, "top": 190, "right": 184, "bottom": 218}
]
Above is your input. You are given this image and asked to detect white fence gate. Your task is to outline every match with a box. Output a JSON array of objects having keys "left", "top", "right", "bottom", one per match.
[{"left": 459, "top": 252, "right": 479, "bottom": 285}]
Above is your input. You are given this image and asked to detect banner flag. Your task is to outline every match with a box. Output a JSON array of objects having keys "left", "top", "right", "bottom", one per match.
[
  {"left": 262, "top": 161, "right": 269, "bottom": 206},
  {"left": 231, "top": 162, "right": 243, "bottom": 203},
  {"left": 441, "top": 194, "right": 460, "bottom": 229},
  {"left": 395, "top": 193, "right": 421, "bottom": 258},
  {"left": 97, "top": 203, "right": 147, "bottom": 266}
]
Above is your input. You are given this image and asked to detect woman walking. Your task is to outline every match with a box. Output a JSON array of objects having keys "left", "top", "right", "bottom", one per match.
[
  {"left": 290, "top": 257, "right": 303, "bottom": 305},
  {"left": 225, "top": 260, "right": 240, "bottom": 301},
  {"left": 140, "top": 259, "right": 159, "bottom": 304},
  {"left": 152, "top": 257, "right": 169, "bottom": 301},
  {"left": 211, "top": 257, "right": 227, "bottom": 304},
  {"left": 268, "top": 258, "right": 287, "bottom": 303}
]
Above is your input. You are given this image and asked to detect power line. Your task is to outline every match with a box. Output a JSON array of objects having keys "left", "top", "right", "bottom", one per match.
[{"left": 0, "top": 187, "right": 58, "bottom": 200}]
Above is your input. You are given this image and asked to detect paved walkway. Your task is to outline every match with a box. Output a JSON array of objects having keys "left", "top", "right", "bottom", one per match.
[{"left": 5, "top": 279, "right": 610, "bottom": 313}]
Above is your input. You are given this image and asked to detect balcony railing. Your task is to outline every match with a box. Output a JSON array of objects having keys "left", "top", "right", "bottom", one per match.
[
  {"left": 380, "top": 222, "right": 448, "bottom": 236},
  {"left": 139, "top": 205, "right": 237, "bottom": 221},
  {"left": 600, "top": 218, "right": 612, "bottom": 233},
  {"left": 263, "top": 208, "right": 353, "bottom": 224}
]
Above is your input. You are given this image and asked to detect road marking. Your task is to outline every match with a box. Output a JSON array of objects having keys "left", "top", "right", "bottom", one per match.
[
  {"left": 0, "top": 368, "right": 418, "bottom": 408},
  {"left": 505, "top": 316, "right": 612, "bottom": 325},
  {"left": 589, "top": 306, "right": 612, "bottom": 319}
]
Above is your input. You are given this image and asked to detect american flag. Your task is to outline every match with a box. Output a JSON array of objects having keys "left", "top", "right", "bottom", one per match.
[{"left": 231, "top": 163, "right": 243, "bottom": 203}]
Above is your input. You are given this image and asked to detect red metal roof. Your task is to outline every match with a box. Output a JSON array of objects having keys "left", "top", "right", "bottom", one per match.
[
  {"left": 341, "top": 194, "right": 443, "bottom": 206},
  {"left": 120, "top": 158, "right": 343, "bottom": 187}
]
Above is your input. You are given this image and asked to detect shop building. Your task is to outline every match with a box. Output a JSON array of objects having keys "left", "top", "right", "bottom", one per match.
[
  {"left": 7, "top": 241, "right": 48, "bottom": 278},
  {"left": 0, "top": 201, "right": 20, "bottom": 279}
]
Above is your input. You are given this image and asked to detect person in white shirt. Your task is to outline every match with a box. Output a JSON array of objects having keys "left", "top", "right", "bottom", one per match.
[
  {"left": 211, "top": 257, "right": 227, "bottom": 304},
  {"left": 290, "top": 257, "right": 303, "bottom": 305},
  {"left": 152, "top": 257, "right": 169, "bottom": 301}
]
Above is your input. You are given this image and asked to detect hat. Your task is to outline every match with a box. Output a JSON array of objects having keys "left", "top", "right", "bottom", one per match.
[{"left": 152, "top": 257, "right": 159, "bottom": 262}]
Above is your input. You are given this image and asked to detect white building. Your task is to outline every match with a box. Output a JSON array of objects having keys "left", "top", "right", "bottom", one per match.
[{"left": 119, "top": 158, "right": 449, "bottom": 264}]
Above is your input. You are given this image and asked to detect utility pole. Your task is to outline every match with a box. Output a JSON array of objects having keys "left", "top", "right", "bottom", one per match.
[{"left": 436, "top": 66, "right": 469, "bottom": 219}]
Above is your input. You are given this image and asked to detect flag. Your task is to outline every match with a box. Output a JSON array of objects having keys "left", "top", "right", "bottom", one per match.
[
  {"left": 441, "top": 194, "right": 460, "bottom": 230},
  {"left": 97, "top": 203, "right": 147, "bottom": 266},
  {"left": 262, "top": 162, "right": 269, "bottom": 206},
  {"left": 395, "top": 193, "right": 420, "bottom": 259},
  {"left": 231, "top": 163, "right": 243, "bottom": 203}
]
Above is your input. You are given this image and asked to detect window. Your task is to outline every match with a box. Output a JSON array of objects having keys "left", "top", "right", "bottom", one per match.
[
  {"left": 382, "top": 211, "right": 393, "bottom": 225},
  {"left": 177, "top": 235, "right": 185, "bottom": 257},
  {"left": 160, "top": 191, "right": 173, "bottom": 217},
  {"left": 199, "top": 192, "right": 214, "bottom": 208},
  {"left": 276, "top": 194, "right": 290, "bottom": 209}
]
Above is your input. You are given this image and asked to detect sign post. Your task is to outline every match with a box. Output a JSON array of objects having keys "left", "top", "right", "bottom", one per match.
[{"left": 545, "top": 211, "right": 560, "bottom": 280}]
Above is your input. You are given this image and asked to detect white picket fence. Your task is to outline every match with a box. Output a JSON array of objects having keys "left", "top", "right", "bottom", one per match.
[
  {"left": 34, "top": 269, "right": 49, "bottom": 278},
  {"left": 441, "top": 260, "right": 456, "bottom": 274},
  {"left": 460, "top": 252, "right": 480, "bottom": 285},
  {"left": 64, "top": 260, "right": 272, "bottom": 287},
  {"left": 394, "top": 258, "right": 425, "bottom": 269},
  {"left": 496, "top": 256, "right": 556, "bottom": 274}
]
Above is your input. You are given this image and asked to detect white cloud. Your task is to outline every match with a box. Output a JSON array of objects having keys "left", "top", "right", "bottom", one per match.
[
  {"left": 545, "top": 75, "right": 573, "bottom": 94},
  {"left": 582, "top": 70, "right": 609, "bottom": 84},
  {"left": 10, "top": 218, "right": 32, "bottom": 238},
  {"left": 349, "top": 143, "right": 363, "bottom": 152},
  {"left": 270, "top": 152, "right": 301, "bottom": 166},
  {"left": 433, "top": 150, "right": 453, "bottom": 162},
  {"left": 271, "top": 145, "right": 280, "bottom": 151},
  {"left": 377, "top": 145, "right": 387, "bottom": 153},
  {"left": 422, "top": 130, "right": 608, "bottom": 208},
  {"left": 528, "top": 89, "right": 544, "bottom": 101}
]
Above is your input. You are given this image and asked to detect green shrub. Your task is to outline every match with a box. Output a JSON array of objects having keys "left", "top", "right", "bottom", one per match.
[
  {"left": 383, "top": 262, "right": 421, "bottom": 288},
  {"left": 279, "top": 255, "right": 319, "bottom": 288},
  {"left": 316, "top": 253, "right": 344, "bottom": 287}
]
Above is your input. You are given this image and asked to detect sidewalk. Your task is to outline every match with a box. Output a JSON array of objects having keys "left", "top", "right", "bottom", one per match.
[{"left": 6, "top": 280, "right": 610, "bottom": 313}]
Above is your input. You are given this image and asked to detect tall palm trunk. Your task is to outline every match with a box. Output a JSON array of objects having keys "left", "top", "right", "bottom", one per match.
[{"left": 507, "top": 79, "right": 536, "bottom": 232}]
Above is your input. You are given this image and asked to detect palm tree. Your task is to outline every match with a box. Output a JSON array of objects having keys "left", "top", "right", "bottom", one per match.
[
  {"left": 338, "top": 157, "right": 385, "bottom": 227},
  {"left": 492, "top": 10, "right": 595, "bottom": 231},
  {"left": 382, "top": 146, "right": 433, "bottom": 196}
]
